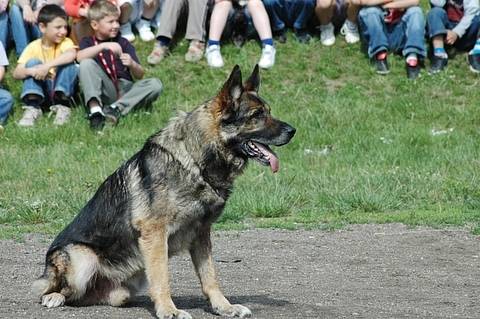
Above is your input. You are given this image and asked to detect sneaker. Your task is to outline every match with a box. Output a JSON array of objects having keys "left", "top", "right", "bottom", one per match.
[
  {"left": 429, "top": 55, "right": 448, "bottom": 74},
  {"left": 406, "top": 63, "right": 420, "bottom": 79},
  {"left": 185, "top": 40, "right": 205, "bottom": 62},
  {"left": 258, "top": 44, "right": 276, "bottom": 69},
  {"left": 467, "top": 53, "right": 480, "bottom": 73},
  {"left": 374, "top": 52, "right": 390, "bottom": 75},
  {"left": 340, "top": 21, "right": 360, "bottom": 44},
  {"left": 319, "top": 23, "right": 335, "bottom": 46},
  {"left": 18, "top": 106, "right": 42, "bottom": 127},
  {"left": 294, "top": 28, "right": 311, "bottom": 44},
  {"left": 51, "top": 104, "right": 71, "bottom": 126},
  {"left": 147, "top": 43, "right": 169, "bottom": 65},
  {"left": 89, "top": 112, "right": 105, "bottom": 131},
  {"left": 205, "top": 45, "right": 224, "bottom": 68},
  {"left": 273, "top": 29, "right": 287, "bottom": 44},
  {"left": 103, "top": 105, "right": 121, "bottom": 125},
  {"left": 135, "top": 19, "right": 155, "bottom": 42},
  {"left": 120, "top": 23, "right": 135, "bottom": 42}
]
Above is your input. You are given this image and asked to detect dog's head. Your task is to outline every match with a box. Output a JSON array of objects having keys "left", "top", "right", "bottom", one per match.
[
  {"left": 211, "top": 65, "right": 296, "bottom": 173},
  {"left": 231, "top": 5, "right": 248, "bottom": 48}
]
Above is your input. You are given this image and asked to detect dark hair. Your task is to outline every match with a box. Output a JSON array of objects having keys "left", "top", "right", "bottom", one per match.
[{"left": 37, "top": 4, "right": 68, "bottom": 25}]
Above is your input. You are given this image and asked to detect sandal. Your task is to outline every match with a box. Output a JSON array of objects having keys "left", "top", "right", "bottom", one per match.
[
  {"left": 185, "top": 40, "right": 205, "bottom": 63},
  {"left": 147, "top": 44, "right": 169, "bottom": 65}
]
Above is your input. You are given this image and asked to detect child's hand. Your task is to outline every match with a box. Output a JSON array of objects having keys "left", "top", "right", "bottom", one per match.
[
  {"left": 119, "top": 53, "right": 133, "bottom": 66},
  {"left": 23, "top": 6, "right": 36, "bottom": 24},
  {"left": 144, "top": 0, "right": 155, "bottom": 7},
  {"left": 102, "top": 42, "right": 123, "bottom": 56},
  {"left": 445, "top": 30, "right": 458, "bottom": 45},
  {"left": 30, "top": 64, "right": 50, "bottom": 80}
]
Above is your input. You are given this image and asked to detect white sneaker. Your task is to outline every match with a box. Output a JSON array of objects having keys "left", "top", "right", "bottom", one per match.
[
  {"left": 18, "top": 106, "right": 42, "bottom": 127},
  {"left": 258, "top": 44, "right": 276, "bottom": 69},
  {"left": 320, "top": 23, "right": 335, "bottom": 46},
  {"left": 120, "top": 23, "right": 135, "bottom": 42},
  {"left": 340, "top": 21, "right": 360, "bottom": 44},
  {"left": 205, "top": 45, "right": 224, "bottom": 68},
  {"left": 135, "top": 19, "right": 155, "bottom": 42},
  {"left": 51, "top": 104, "right": 71, "bottom": 126}
]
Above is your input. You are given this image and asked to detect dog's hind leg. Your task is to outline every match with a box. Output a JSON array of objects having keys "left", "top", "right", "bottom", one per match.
[{"left": 190, "top": 227, "right": 252, "bottom": 318}]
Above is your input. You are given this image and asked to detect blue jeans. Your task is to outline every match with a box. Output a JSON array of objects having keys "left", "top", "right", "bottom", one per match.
[
  {"left": 0, "top": 87, "right": 13, "bottom": 125},
  {"left": 263, "top": 0, "right": 315, "bottom": 31},
  {"left": 358, "top": 6, "right": 427, "bottom": 58},
  {"left": 427, "top": 6, "right": 480, "bottom": 51},
  {"left": 0, "top": 11, "right": 8, "bottom": 50},
  {"left": 9, "top": 4, "right": 41, "bottom": 57},
  {"left": 21, "top": 59, "right": 78, "bottom": 106}
]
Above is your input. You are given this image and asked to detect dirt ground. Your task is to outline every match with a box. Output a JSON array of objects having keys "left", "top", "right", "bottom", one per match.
[{"left": 1, "top": 224, "right": 479, "bottom": 319}]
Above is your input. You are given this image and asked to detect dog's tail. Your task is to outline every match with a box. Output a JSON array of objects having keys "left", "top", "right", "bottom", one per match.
[{"left": 31, "top": 250, "right": 67, "bottom": 298}]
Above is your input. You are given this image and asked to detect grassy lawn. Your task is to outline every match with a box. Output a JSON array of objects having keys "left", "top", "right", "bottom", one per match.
[{"left": 1, "top": 34, "right": 480, "bottom": 239}]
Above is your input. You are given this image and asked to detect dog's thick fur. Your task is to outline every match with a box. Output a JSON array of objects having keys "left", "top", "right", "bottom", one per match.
[{"left": 32, "top": 65, "right": 295, "bottom": 318}]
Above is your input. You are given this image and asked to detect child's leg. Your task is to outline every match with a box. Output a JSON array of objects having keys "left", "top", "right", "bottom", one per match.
[
  {"left": 262, "top": 0, "right": 286, "bottom": 33},
  {"left": 54, "top": 63, "right": 79, "bottom": 103},
  {"left": 345, "top": 0, "right": 359, "bottom": 25},
  {"left": 426, "top": 7, "right": 449, "bottom": 55},
  {"left": 185, "top": 0, "right": 208, "bottom": 41},
  {"left": 79, "top": 59, "right": 117, "bottom": 113},
  {"left": 397, "top": 7, "right": 426, "bottom": 60},
  {"left": 247, "top": 0, "right": 273, "bottom": 41},
  {"left": 0, "top": 12, "right": 8, "bottom": 50},
  {"left": 9, "top": 4, "right": 30, "bottom": 56},
  {"left": 0, "top": 88, "right": 13, "bottom": 126},
  {"left": 289, "top": 0, "right": 315, "bottom": 31},
  {"left": 357, "top": 6, "right": 389, "bottom": 58},
  {"left": 315, "top": 0, "right": 335, "bottom": 26},
  {"left": 114, "top": 78, "right": 163, "bottom": 115},
  {"left": 209, "top": 0, "right": 233, "bottom": 42},
  {"left": 20, "top": 59, "right": 47, "bottom": 106}
]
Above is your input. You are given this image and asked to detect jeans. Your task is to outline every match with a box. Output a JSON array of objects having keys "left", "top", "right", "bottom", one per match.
[
  {"left": 358, "top": 6, "right": 426, "bottom": 58},
  {"left": 427, "top": 7, "right": 480, "bottom": 51},
  {"left": 0, "top": 11, "right": 8, "bottom": 50},
  {"left": 9, "top": 4, "right": 41, "bottom": 57},
  {"left": 21, "top": 59, "right": 78, "bottom": 105},
  {"left": 0, "top": 87, "right": 13, "bottom": 125},
  {"left": 263, "top": 0, "right": 315, "bottom": 31}
]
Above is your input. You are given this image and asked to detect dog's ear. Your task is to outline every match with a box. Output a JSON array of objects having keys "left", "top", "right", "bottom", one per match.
[
  {"left": 218, "top": 65, "right": 243, "bottom": 104},
  {"left": 244, "top": 64, "right": 260, "bottom": 93}
]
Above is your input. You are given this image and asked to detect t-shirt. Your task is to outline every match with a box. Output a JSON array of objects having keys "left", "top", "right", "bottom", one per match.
[
  {"left": 17, "top": 38, "right": 77, "bottom": 78},
  {"left": 0, "top": 42, "right": 8, "bottom": 67},
  {"left": 79, "top": 35, "right": 140, "bottom": 82}
]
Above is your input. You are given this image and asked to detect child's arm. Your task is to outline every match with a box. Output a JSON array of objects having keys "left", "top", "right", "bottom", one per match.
[
  {"left": 13, "top": 48, "right": 77, "bottom": 80},
  {"left": 0, "top": 65, "right": 5, "bottom": 83},
  {"left": 16, "top": 0, "right": 36, "bottom": 23},
  {"left": 76, "top": 42, "right": 123, "bottom": 61},
  {"left": 119, "top": 53, "right": 144, "bottom": 80}
]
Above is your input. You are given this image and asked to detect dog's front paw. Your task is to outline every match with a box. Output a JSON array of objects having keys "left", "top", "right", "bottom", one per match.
[
  {"left": 214, "top": 304, "right": 252, "bottom": 318},
  {"left": 41, "top": 292, "right": 65, "bottom": 308},
  {"left": 156, "top": 309, "right": 192, "bottom": 319}
]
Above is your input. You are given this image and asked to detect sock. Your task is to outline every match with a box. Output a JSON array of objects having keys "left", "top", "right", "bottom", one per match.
[
  {"left": 434, "top": 47, "right": 448, "bottom": 59},
  {"left": 406, "top": 53, "right": 418, "bottom": 66},
  {"left": 23, "top": 95, "right": 42, "bottom": 108},
  {"left": 261, "top": 38, "right": 274, "bottom": 47},
  {"left": 156, "top": 36, "right": 171, "bottom": 47},
  {"left": 376, "top": 51, "right": 387, "bottom": 60},
  {"left": 90, "top": 106, "right": 103, "bottom": 115},
  {"left": 469, "top": 40, "right": 480, "bottom": 55},
  {"left": 140, "top": 16, "right": 150, "bottom": 22},
  {"left": 345, "top": 19, "right": 357, "bottom": 31},
  {"left": 53, "top": 91, "right": 70, "bottom": 107},
  {"left": 208, "top": 39, "right": 220, "bottom": 47}
]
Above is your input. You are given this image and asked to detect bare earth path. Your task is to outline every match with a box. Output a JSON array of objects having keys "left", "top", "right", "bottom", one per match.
[{"left": 1, "top": 224, "right": 479, "bottom": 319}]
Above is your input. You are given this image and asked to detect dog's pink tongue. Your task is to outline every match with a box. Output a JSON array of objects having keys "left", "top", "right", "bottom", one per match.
[{"left": 254, "top": 143, "right": 280, "bottom": 173}]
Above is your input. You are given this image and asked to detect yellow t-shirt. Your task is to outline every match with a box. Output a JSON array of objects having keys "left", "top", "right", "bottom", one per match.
[{"left": 17, "top": 38, "right": 77, "bottom": 78}]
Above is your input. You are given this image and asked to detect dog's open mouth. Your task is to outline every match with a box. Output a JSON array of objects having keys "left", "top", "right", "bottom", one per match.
[{"left": 243, "top": 141, "right": 279, "bottom": 173}]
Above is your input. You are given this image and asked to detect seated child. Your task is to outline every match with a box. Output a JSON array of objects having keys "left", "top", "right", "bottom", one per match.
[
  {"left": 13, "top": 4, "right": 78, "bottom": 127},
  {"left": 77, "top": 0, "right": 163, "bottom": 131},
  {"left": 315, "top": 0, "right": 360, "bottom": 45},
  {"left": 426, "top": 0, "right": 480, "bottom": 73},
  {"left": 206, "top": 0, "right": 276, "bottom": 69},
  {"left": 356, "top": 0, "right": 426, "bottom": 79},
  {"left": 263, "top": 0, "right": 316, "bottom": 44},
  {"left": 0, "top": 42, "right": 13, "bottom": 132}
]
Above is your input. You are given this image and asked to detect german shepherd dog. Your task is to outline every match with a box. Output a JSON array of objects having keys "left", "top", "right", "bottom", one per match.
[{"left": 32, "top": 65, "right": 295, "bottom": 318}]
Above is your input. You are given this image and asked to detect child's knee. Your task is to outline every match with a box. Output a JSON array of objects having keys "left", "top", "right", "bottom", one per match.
[{"left": 25, "top": 58, "right": 43, "bottom": 68}]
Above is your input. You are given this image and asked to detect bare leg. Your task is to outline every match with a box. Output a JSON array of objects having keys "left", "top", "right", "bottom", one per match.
[
  {"left": 209, "top": 0, "right": 232, "bottom": 41},
  {"left": 247, "top": 0, "right": 272, "bottom": 40},
  {"left": 315, "top": 0, "right": 335, "bottom": 25}
]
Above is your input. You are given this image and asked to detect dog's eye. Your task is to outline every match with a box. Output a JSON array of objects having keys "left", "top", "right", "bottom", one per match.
[{"left": 250, "top": 109, "right": 264, "bottom": 119}]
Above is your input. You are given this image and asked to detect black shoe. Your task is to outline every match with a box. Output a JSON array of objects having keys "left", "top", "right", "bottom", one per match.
[
  {"left": 103, "top": 105, "right": 121, "bottom": 125},
  {"left": 406, "top": 63, "right": 421, "bottom": 79},
  {"left": 374, "top": 58, "right": 390, "bottom": 75},
  {"left": 89, "top": 112, "right": 105, "bottom": 131},
  {"left": 294, "top": 28, "right": 311, "bottom": 44},
  {"left": 273, "top": 29, "right": 287, "bottom": 44},
  {"left": 468, "top": 54, "right": 480, "bottom": 73},
  {"left": 429, "top": 55, "right": 448, "bottom": 74}
]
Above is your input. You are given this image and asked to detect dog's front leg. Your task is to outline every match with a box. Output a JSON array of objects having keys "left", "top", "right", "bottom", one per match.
[
  {"left": 139, "top": 225, "right": 192, "bottom": 319},
  {"left": 190, "top": 227, "right": 251, "bottom": 318}
]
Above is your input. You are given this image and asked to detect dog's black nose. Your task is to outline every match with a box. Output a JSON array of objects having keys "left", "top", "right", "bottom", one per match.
[{"left": 286, "top": 125, "right": 296, "bottom": 139}]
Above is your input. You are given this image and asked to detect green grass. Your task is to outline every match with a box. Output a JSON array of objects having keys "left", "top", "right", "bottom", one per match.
[{"left": 1, "top": 34, "right": 480, "bottom": 239}]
